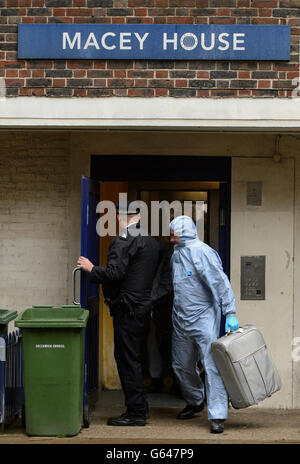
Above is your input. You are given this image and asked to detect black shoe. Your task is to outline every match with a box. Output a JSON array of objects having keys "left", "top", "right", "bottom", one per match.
[
  {"left": 107, "top": 413, "right": 146, "bottom": 427},
  {"left": 210, "top": 419, "right": 225, "bottom": 434},
  {"left": 176, "top": 402, "right": 205, "bottom": 420}
]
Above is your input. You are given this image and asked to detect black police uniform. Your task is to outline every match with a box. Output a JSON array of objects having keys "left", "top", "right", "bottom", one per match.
[{"left": 90, "top": 222, "right": 160, "bottom": 421}]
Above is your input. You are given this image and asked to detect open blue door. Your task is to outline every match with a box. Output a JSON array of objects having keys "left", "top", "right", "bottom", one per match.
[
  {"left": 218, "top": 182, "right": 231, "bottom": 337},
  {"left": 81, "top": 176, "right": 99, "bottom": 395}
]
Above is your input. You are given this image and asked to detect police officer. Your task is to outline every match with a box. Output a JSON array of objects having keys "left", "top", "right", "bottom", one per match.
[{"left": 77, "top": 201, "right": 160, "bottom": 426}]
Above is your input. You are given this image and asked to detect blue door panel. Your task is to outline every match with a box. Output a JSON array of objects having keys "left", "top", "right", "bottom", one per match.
[{"left": 81, "top": 176, "right": 99, "bottom": 394}]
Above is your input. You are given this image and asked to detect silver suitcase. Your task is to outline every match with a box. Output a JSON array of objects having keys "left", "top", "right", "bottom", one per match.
[{"left": 211, "top": 325, "right": 282, "bottom": 409}]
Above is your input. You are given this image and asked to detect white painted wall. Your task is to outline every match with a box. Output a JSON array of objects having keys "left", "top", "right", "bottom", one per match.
[
  {"left": 0, "top": 132, "right": 71, "bottom": 317},
  {"left": 1, "top": 97, "right": 300, "bottom": 130},
  {"left": 231, "top": 157, "right": 295, "bottom": 408}
]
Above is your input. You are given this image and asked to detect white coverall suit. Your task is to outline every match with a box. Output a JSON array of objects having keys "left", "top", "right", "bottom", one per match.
[{"left": 170, "top": 216, "right": 236, "bottom": 420}]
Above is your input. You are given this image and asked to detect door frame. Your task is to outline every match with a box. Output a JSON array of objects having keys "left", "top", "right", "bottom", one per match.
[
  {"left": 89, "top": 155, "right": 232, "bottom": 387},
  {"left": 90, "top": 155, "right": 232, "bottom": 275}
]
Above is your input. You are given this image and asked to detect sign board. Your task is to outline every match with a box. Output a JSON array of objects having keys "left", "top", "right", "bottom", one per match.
[{"left": 18, "top": 24, "right": 290, "bottom": 61}]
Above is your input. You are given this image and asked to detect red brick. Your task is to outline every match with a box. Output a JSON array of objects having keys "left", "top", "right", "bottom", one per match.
[
  {"left": 210, "top": 89, "right": 235, "bottom": 97},
  {"left": 238, "top": 89, "right": 252, "bottom": 96},
  {"left": 197, "top": 71, "right": 209, "bottom": 78},
  {"left": 156, "top": 71, "right": 168, "bottom": 78},
  {"left": 155, "top": 0, "right": 168, "bottom": 6},
  {"left": 19, "top": 88, "right": 32, "bottom": 95},
  {"left": 287, "top": 72, "right": 300, "bottom": 79},
  {"left": 209, "top": 17, "right": 235, "bottom": 24},
  {"left": 32, "top": 0, "right": 45, "bottom": 6},
  {"left": 74, "top": 89, "right": 87, "bottom": 96},
  {"left": 58, "top": 17, "right": 73, "bottom": 23},
  {"left": 21, "top": 17, "right": 34, "bottom": 22},
  {"left": 155, "top": 88, "right": 168, "bottom": 96},
  {"left": 129, "top": 0, "right": 154, "bottom": 7},
  {"left": 114, "top": 89, "right": 127, "bottom": 96},
  {"left": 6, "top": 69, "right": 18, "bottom": 77},
  {"left": 53, "top": 8, "right": 66, "bottom": 16},
  {"left": 196, "top": 0, "right": 209, "bottom": 6},
  {"left": 140, "top": 17, "right": 153, "bottom": 23},
  {"left": 289, "top": 19, "right": 300, "bottom": 26},
  {"left": 33, "top": 17, "right": 47, "bottom": 23},
  {"left": 53, "top": 78, "right": 66, "bottom": 86},
  {"left": 67, "top": 60, "right": 93, "bottom": 69},
  {"left": 252, "top": 0, "right": 277, "bottom": 6},
  {"left": 66, "top": 8, "right": 93, "bottom": 15},
  {"left": 238, "top": 71, "right": 251, "bottom": 78},
  {"left": 32, "top": 70, "right": 45, "bottom": 77},
  {"left": 19, "top": 0, "right": 31, "bottom": 6},
  {"left": 19, "top": 70, "right": 31, "bottom": 77},
  {"left": 74, "top": 0, "right": 86, "bottom": 6},
  {"left": 217, "top": 8, "right": 231, "bottom": 15},
  {"left": 259, "top": 9, "right": 272, "bottom": 17},
  {"left": 114, "top": 70, "right": 127, "bottom": 78},
  {"left": 74, "top": 70, "right": 87, "bottom": 78},
  {"left": 175, "top": 79, "right": 188, "bottom": 87},
  {"left": 195, "top": 17, "right": 209, "bottom": 23},
  {"left": 291, "top": 27, "right": 300, "bottom": 35},
  {"left": 5, "top": 78, "right": 24, "bottom": 87},
  {"left": 94, "top": 61, "right": 106, "bottom": 69},
  {"left": 197, "top": 89, "right": 210, "bottom": 96},
  {"left": 258, "top": 80, "right": 271, "bottom": 88},
  {"left": 167, "top": 17, "right": 194, "bottom": 23},
  {"left": 134, "top": 78, "right": 148, "bottom": 86},
  {"left": 252, "top": 18, "right": 279, "bottom": 24},
  {"left": 128, "top": 88, "right": 154, "bottom": 96},
  {"left": 94, "top": 79, "right": 106, "bottom": 86},
  {"left": 135, "top": 8, "right": 148, "bottom": 16}
]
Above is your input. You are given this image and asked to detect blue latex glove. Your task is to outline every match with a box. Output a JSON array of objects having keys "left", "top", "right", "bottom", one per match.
[{"left": 225, "top": 315, "right": 239, "bottom": 333}]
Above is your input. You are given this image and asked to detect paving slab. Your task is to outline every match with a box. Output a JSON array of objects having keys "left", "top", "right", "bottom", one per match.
[{"left": 1, "top": 390, "right": 300, "bottom": 444}]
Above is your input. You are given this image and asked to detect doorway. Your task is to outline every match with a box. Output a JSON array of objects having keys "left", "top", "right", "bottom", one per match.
[{"left": 85, "top": 155, "right": 231, "bottom": 392}]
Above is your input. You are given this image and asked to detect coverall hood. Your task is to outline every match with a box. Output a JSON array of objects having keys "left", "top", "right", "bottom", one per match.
[{"left": 169, "top": 215, "right": 198, "bottom": 246}]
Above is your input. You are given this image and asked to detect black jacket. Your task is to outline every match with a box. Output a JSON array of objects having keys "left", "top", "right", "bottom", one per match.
[{"left": 90, "top": 224, "right": 161, "bottom": 308}]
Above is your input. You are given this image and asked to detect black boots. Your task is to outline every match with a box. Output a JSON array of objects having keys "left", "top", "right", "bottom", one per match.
[
  {"left": 210, "top": 419, "right": 225, "bottom": 434},
  {"left": 107, "top": 411, "right": 146, "bottom": 426},
  {"left": 176, "top": 403, "right": 205, "bottom": 420}
]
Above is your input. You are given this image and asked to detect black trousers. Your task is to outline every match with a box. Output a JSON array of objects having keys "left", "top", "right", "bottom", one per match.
[{"left": 113, "top": 306, "right": 150, "bottom": 418}]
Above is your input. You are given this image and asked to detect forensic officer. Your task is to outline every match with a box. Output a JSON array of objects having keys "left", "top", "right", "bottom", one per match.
[
  {"left": 77, "top": 201, "right": 160, "bottom": 426},
  {"left": 169, "top": 215, "right": 239, "bottom": 434}
]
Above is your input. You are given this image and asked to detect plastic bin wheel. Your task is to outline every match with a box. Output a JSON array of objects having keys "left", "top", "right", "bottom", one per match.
[{"left": 83, "top": 403, "right": 90, "bottom": 428}]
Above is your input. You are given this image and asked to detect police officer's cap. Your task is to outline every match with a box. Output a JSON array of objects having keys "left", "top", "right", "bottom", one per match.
[{"left": 115, "top": 201, "right": 140, "bottom": 215}]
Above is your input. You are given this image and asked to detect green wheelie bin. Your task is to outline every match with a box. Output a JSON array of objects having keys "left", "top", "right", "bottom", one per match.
[{"left": 15, "top": 305, "right": 89, "bottom": 437}]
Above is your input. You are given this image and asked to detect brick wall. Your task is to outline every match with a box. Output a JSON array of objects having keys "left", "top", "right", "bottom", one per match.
[
  {"left": 0, "top": 131, "right": 71, "bottom": 310},
  {"left": 0, "top": 0, "right": 299, "bottom": 97}
]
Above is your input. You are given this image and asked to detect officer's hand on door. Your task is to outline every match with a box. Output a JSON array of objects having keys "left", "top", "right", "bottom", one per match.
[{"left": 77, "top": 256, "right": 94, "bottom": 273}]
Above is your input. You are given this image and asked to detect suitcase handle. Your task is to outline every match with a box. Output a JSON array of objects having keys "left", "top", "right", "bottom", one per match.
[{"left": 225, "top": 327, "right": 245, "bottom": 336}]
